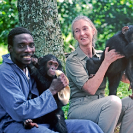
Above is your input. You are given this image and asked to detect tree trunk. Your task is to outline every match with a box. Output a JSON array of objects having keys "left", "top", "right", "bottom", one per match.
[{"left": 17, "top": 0, "right": 65, "bottom": 67}]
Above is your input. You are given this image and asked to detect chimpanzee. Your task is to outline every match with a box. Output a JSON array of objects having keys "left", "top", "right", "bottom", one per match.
[
  {"left": 86, "top": 25, "right": 133, "bottom": 97},
  {"left": 25, "top": 54, "right": 68, "bottom": 133}
]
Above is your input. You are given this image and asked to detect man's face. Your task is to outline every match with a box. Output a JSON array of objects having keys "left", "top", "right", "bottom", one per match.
[{"left": 8, "top": 33, "right": 35, "bottom": 70}]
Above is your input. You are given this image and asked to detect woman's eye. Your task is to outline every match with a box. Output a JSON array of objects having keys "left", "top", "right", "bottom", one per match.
[
  {"left": 83, "top": 27, "right": 88, "bottom": 31},
  {"left": 74, "top": 29, "right": 80, "bottom": 33}
]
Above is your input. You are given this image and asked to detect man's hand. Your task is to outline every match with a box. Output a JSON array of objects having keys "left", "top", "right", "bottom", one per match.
[{"left": 49, "top": 73, "right": 68, "bottom": 95}]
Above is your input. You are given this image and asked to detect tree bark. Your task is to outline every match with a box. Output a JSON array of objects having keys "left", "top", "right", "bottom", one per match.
[{"left": 17, "top": 0, "right": 65, "bottom": 67}]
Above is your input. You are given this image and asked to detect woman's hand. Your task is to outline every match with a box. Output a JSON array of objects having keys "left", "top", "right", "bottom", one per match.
[
  {"left": 103, "top": 47, "right": 125, "bottom": 66},
  {"left": 83, "top": 47, "right": 125, "bottom": 95}
]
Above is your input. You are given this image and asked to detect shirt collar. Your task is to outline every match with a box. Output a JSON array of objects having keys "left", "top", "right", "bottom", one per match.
[
  {"left": 8, "top": 55, "right": 29, "bottom": 80},
  {"left": 75, "top": 46, "right": 101, "bottom": 61}
]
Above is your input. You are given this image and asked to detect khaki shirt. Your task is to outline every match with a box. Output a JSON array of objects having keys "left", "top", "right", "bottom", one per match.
[{"left": 66, "top": 46, "right": 106, "bottom": 101}]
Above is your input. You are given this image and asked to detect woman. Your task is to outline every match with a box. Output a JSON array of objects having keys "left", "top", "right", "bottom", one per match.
[{"left": 66, "top": 15, "right": 133, "bottom": 133}]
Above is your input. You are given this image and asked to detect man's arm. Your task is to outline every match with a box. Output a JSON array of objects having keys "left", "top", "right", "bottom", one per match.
[{"left": 0, "top": 69, "right": 57, "bottom": 122}]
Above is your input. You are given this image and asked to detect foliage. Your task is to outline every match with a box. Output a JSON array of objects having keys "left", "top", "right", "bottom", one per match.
[
  {"left": 62, "top": 103, "right": 69, "bottom": 119},
  {"left": 0, "top": 0, "right": 18, "bottom": 45},
  {"left": 0, "top": 43, "right": 8, "bottom": 63},
  {"left": 57, "top": 0, "right": 133, "bottom": 52},
  {"left": 90, "top": 0, "right": 133, "bottom": 49},
  {"left": 1, "top": 0, "right": 133, "bottom": 52},
  {"left": 57, "top": 0, "right": 93, "bottom": 53}
]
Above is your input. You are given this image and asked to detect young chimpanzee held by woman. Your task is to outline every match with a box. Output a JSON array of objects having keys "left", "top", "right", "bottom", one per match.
[
  {"left": 86, "top": 25, "right": 133, "bottom": 97},
  {"left": 24, "top": 54, "right": 70, "bottom": 133}
]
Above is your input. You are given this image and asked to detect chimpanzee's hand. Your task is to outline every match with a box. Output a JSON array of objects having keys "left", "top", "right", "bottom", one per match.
[
  {"left": 24, "top": 119, "right": 38, "bottom": 129},
  {"left": 128, "top": 85, "right": 133, "bottom": 99},
  {"left": 54, "top": 115, "right": 67, "bottom": 133},
  {"left": 49, "top": 73, "right": 68, "bottom": 95},
  {"left": 129, "top": 93, "right": 133, "bottom": 99},
  {"left": 89, "top": 74, "right": 95, "bottom": 79}
]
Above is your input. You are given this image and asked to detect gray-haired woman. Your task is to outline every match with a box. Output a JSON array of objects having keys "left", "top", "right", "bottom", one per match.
[{"left": 66, "top": 15, "right": 133, "bottom": 133}]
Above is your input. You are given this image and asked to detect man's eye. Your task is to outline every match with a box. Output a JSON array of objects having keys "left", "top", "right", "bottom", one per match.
[
  {"left": 30, "top": 43, "right": 35, "bottom": 48},
  {"left": 19, "top": 44, "right": 24, "bottom": 48}
]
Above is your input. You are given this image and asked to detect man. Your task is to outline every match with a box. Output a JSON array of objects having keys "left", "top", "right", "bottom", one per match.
[{"left": 0, "top": 27, "right": 104, "bottom": 133}]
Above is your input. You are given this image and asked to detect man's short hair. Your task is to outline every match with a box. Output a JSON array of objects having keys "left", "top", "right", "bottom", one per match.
[{"left": 8, "top": 27, "right": 32, "bottom": 46}]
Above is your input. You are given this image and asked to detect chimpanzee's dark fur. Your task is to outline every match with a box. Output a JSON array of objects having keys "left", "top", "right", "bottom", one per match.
[
  {"left": 28, "top": 54, "right": 67, "bottom": 133},
  {"left": 86, "top": 25, "right": 133, "bottom": 95}
]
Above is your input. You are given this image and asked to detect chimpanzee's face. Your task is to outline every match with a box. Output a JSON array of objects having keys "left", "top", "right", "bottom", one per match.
[{"left": 47, "top": 59, "right": 59, "bottom": 77}]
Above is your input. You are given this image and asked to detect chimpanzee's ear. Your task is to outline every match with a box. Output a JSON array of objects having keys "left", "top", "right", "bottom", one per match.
[{"left": 122, "top": 26, "right": 129, "bottom": 34}]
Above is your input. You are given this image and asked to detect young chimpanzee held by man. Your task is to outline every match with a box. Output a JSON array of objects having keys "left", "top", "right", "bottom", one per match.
[
  {"left": 25, "top": 54, "right": 70, "bottom": 133},
  {"left": 86, "top": 25, "right": 133, "bottom": 98}
]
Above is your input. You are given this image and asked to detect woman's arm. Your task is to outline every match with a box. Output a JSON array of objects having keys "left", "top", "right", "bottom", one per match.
[{"left": 83, "top": 47, "right": 125, "bottom": 95}]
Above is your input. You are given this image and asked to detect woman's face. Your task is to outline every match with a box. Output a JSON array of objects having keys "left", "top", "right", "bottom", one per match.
[{"left": 73, "top": 19, "right": 95, "bottom": 47}]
